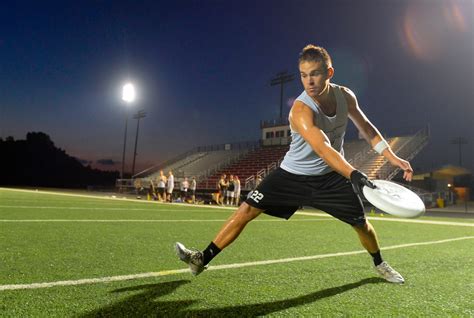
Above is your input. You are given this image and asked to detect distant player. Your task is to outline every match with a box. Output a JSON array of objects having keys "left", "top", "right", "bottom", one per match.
[
  {"left": 167, "top": 171, "right": 174, "bottom": 203},
  {"left": 176, "top": 45, "right": 413, "bottom": 283}
]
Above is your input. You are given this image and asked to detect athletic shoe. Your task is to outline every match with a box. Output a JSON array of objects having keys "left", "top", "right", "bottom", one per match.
[
  {"left": 375, "top": 261, "right": 405, "bottom": 284},
  {"left": 175, "top": 242, "right": 207, "bottom": 276}
]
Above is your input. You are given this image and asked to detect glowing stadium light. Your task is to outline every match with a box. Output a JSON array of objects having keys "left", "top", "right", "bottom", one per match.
[{"left": 122, "top": 83, "right": 136, "bottom": 103}]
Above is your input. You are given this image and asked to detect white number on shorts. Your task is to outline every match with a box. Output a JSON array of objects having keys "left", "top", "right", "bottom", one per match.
[{"left": 250, "top": 190, "right": 264, "bottom": 203}]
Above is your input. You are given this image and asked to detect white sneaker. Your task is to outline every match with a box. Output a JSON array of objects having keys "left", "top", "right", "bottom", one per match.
[
  {"left": 375, "top": 261, "right": 405, "bottom": 284},
  {"left": 175, "top": 242, "right": 207, "bottom": 276}
]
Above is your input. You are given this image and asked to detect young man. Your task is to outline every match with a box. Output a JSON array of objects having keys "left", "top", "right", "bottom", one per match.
[
  {"left": 176, "top": 45, "right": 413, "bottom": 283},
  {"left": 166, "top": 171, "right": 174, "bottom": 203}
]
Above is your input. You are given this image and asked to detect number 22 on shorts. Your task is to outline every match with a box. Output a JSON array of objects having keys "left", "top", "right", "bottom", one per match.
[{"left": 250, "top": 190, "right": 264, "bottom": 203}]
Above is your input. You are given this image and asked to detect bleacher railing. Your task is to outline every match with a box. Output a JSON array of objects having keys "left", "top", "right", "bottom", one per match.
[
  {"left": 244, "top": 169, "right": 266, "bottom": 189},
  {"left": 245, "top": 175, "right": 255, "bottom": 190},
  {"left": 260, "top": 118, "right": 289, "bottom": 128},
  {"left": 375, "top": 126, "right": 430, "bottom": 180},
  {"left": 267, "top": 162, "right": 276, "bottom": 173},
  {"left": 262, "top": 137, "right": 290, "bottom": 146},
  {"left": 351, "top": 144, "right": 372, "bottom": 168}
]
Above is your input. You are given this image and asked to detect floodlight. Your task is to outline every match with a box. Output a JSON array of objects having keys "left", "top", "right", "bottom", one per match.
[{"left": 122, "top": 83, "right": 136, "bottom": 103}]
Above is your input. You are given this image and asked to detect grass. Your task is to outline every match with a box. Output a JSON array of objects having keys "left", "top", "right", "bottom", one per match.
[{"left": 0, "top": 188, "right": 473, "bottom": 317}]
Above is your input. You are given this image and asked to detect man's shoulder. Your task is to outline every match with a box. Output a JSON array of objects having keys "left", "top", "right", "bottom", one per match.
[
  {"left": 334, "top": 84, "right": 357, "bottom": 107},
  {"left": 333, "top": 84, "right": 355, "bottom": 98},
  {"left": 294, "top": 90, "right": 311, "bottom": 104},
  {"left": 290, "top": 100, "right": 317, "bottom": 120},
  {"left": 293, "top": 99, "right": 310, "bottom": 109}
]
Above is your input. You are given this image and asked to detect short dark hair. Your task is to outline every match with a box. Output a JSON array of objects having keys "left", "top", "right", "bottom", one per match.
[{"left": 298, "top": 44, "right": 332, "bottom": 69}]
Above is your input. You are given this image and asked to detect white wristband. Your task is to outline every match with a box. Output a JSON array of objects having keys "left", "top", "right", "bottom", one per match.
[{"left": 373, "top": 140, "right": 389, "bottom": 154}]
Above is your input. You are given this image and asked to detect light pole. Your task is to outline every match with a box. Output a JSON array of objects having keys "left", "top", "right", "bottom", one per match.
[
  {"left": 270, "top": 71, "right": 295, "bottom": 121},
  {"left": 120, "top": 83, "right": 136, "bottom": 180},
  {"left": 131, "top": 109, "right": 147, "bottom": 177},
  {"left": 450, "top": 137, "right": 468, "bottom": 167}
]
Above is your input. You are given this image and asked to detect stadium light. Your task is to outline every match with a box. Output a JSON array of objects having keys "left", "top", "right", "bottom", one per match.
[
  {"left": 120, "top": 82, "right": 136, "bottom": 182},
  {"left": 122, "top": 83, "right": 136, "bottom": 103}
]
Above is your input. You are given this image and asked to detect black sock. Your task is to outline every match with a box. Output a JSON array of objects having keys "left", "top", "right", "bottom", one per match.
[
  {"left": 202, "top": 242, "right": 221, "bottom": 266},
  {"left": 370, "top": 250, "right": 383, "bottom": 266}
]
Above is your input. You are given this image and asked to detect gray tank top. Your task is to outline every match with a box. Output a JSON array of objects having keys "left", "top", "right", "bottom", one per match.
[{"left": 280, "top": 83, "right": 348, "bottom": 175}]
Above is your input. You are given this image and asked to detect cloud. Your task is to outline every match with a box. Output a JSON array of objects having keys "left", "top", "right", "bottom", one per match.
[
  {"left": 96, "top": 159, "right": 119, "bottom": 166},
  {"left": 77, "top": 158, "right": 93, "bottom": 166}
]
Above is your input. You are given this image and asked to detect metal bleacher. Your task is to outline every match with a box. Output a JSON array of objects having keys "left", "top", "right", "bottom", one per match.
[
  {"left": 134, "top": 141, "right": 258, "bottom": 183},
  {"left": 356, "top": 127, "right": 430, "bottom": 179},
  {"left": 134, "top": 127, "right": 429, "bottom": 191},
  {"left": 174, "top": 149, "right": 246, "bottom": 179},
  {"left": 197, "top": 145, "right": 289, "bottom": 189}
]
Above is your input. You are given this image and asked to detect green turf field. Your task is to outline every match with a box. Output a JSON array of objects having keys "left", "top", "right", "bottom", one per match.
[{"left": 1, "top": 188, "right": 473, "bottom": 317}]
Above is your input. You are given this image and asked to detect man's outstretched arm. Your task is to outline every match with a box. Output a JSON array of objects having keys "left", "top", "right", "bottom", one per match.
[{"left": 343, "top": 87, "right": 413, "bottom": 181}]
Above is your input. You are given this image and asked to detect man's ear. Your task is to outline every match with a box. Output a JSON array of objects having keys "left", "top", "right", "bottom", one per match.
[{"left": 327, "top": 67, "right": 334, "bottom": 80}]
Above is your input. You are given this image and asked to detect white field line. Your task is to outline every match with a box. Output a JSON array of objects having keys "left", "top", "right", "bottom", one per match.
[
  {"left": 0, "top": 187, "right": 236, "bottom": 210},
  {"left": 297, "top": 211, "right": 474, "bottom": 227},
  {"left": 0, "top": 219, "right": 333, "bottom": 223},
  {"left": 2, "top": 187, "right": 472, "bottom": 226},
  {"left": 0, "top": 207, "right": 472, "bottom": 226},
  {"left": 0, "top": 212, "right": 474, "bottom": 227},
  {"left": 0, "top": 236, "right": 472, "bottom": 291},
  {"left": 366, "top": 217, "right": 474, "bottom": 227},
  {"left": 0, "top": 205, "right": 227, "bottom": 212}
]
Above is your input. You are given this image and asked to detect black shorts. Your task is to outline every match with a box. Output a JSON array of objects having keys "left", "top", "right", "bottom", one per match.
[{"left": 245, "top": 168, "right": 365, "bottom": 226}]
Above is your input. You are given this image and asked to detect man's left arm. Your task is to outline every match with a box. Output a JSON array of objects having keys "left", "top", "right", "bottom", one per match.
[{"left": 343, "top": 87, "right": 413, "bottom": 181}]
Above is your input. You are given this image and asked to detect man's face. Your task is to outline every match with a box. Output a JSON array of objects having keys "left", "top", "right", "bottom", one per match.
[{"left": 299, "top": 61, "right": 333, "bottom": 98}]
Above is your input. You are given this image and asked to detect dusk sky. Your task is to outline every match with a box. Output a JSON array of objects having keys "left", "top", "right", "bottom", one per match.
[{"left": 1, "top": 0, "right": 473, "bottom": 174}]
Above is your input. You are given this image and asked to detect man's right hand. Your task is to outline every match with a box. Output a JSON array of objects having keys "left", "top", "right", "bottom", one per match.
[{"left": 350, "top": 170, "right": 375, "bottom": 197}]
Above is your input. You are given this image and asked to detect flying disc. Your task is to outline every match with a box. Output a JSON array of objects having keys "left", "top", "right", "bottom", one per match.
[{"left": 363, "top": 180, "right": 425, "bottom": 218}]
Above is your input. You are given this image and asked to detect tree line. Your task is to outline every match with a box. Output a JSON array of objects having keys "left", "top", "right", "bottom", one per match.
[{"left": 0, "top": 132, "right": 119, "bottom": 188}]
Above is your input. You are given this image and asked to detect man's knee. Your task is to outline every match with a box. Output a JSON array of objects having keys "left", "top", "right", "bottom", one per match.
[
  {"left": 352, "top": 220, "right": 370, "bottom": 232},
  {"left": 237, "top": 202, "right": 263, "bottom": 221}
]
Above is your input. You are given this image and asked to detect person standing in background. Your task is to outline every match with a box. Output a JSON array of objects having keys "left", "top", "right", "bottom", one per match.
[
  {"left": 167, "top": 171, "right": 175, "bottom": 203},
  {"left": 190, "top": 177, "right": 197, "bottom": 204}
]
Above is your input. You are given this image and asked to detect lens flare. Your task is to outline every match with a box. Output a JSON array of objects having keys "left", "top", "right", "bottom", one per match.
[{"left": 400, "top": 0, "right": 469, "bottom": 62}]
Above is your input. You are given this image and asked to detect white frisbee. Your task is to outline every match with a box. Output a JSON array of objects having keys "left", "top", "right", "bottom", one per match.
[{"left": 363, "top": 180, "right": 425, "bottom": 218}]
